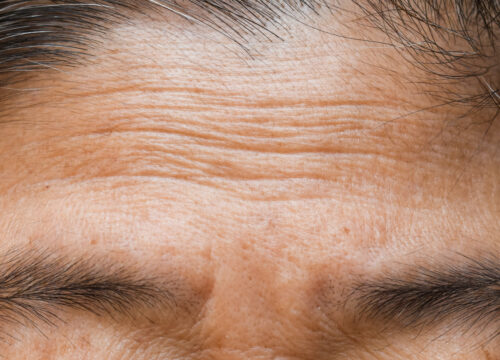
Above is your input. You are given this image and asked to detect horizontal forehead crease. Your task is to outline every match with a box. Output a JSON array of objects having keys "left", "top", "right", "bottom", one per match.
[{"left": 0, "top": 6, "right": 497, "bottom": 211}]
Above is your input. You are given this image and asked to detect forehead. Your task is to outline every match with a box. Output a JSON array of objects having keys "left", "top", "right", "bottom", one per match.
[
  {"left": 0, "top": 1, "right": 498, "bottom": 358},
  {"left": 0, "top": 2, "right": 498, "bottom": 216},
  {"left": 0, "top": 3, "right": 498, "bottom": 260}
]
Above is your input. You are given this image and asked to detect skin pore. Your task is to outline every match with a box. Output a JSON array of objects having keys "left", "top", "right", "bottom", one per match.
[{"left": 0, "top": 1, "right": 499, "bottom": 359}]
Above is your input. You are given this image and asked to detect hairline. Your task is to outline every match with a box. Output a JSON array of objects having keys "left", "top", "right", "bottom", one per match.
[{"left": 0, "top": 0, "right": 498, "bottom": 112}]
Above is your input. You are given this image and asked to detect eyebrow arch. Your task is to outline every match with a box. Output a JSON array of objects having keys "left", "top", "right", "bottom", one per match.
[
  {"left": 0, "top": 248, "right": 179, "bottom": 331},
  {"left": 352, "top": 254, "right": 500, "bottom": 340}
]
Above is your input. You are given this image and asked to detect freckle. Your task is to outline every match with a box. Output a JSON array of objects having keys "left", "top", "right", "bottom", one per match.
[
  {"left": 484, "top": 350, "right": 494, "bottom": 360},
  {"left": 287, "top": 253, "right": 297, "bottom": 263},
  {"left": 90, "top": 238, "right": 97, "bottom": 245},
  {"left": 343, "top": 227, "right": 350, "bottom": 234}
]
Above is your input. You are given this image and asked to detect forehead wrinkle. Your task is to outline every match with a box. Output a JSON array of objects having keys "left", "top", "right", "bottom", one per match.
[
  {"left": 1, "top": 3, "right": 499, "bottom": 206},
  {"left": 1, "top": 91, "right": 496, "bottom": 208}
]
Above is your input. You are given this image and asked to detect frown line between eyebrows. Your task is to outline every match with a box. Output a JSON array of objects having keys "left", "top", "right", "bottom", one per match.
[{"left": 0, "top": 246, "right": 498, "bottom": 344}]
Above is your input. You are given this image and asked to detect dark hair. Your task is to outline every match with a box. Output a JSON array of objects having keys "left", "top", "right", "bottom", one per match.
[{"left": 0, "top": 0, "right": 498, "bottom": 109}]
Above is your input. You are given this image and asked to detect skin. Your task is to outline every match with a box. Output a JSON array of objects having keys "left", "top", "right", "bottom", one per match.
[{"left": 0, "top": 6, "right": 499, "bottom": 360}]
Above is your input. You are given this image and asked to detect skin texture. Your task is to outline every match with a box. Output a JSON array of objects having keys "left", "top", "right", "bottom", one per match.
[{"left": 0, "top": 5, "right": 499, "bottom": 360}]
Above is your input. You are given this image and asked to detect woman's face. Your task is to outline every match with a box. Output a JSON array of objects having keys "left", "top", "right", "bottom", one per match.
[{"left": 0, "top": 1, "right": 498, "bottom": 359}]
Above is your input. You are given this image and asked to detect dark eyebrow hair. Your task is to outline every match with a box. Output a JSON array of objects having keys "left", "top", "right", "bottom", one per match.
[
  {"left": 352, "top": 254, "right": 500, "bottom": 342},
  {"left": 0, "top": 248, "right": 178, "bottom": 333},
  {"left": 0, "top": 247, "right": 498, "bottom": 351}
]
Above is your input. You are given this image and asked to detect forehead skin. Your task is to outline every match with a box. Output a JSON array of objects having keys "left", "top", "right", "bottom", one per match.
[{"left": 0, "top": 4, "right": 499, "bottom": 360}]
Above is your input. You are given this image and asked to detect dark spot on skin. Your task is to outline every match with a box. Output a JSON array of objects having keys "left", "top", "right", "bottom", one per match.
[
  {"left": 343, "top": 227, "right": 350, "bottom": 235},
  {"left": 484, "top": 349, "right": 496, "bottom": 360}
]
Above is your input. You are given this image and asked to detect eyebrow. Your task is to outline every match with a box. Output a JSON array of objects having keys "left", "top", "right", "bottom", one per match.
[
  {"left": 1, "top": 248, "right": 498, "bottom": 344},
  {"left": 351, "top": 255, "right": 500, "bottom": 340},
  {"left": 0, "top": 248, "right": 179, "bottom": 332}
]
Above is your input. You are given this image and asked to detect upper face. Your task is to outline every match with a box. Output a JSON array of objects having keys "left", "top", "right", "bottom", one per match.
[{"left": 0, "top": 1, "right": 498, "bottom": 359}]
